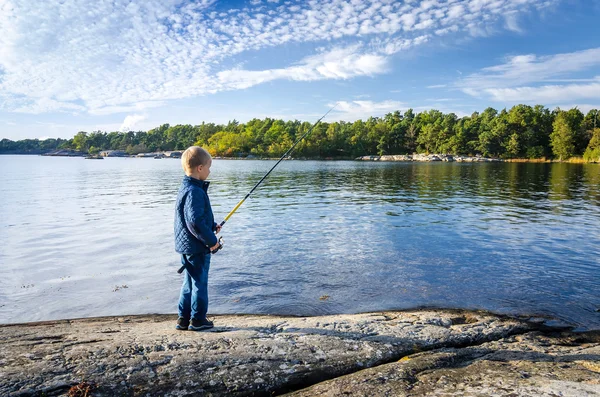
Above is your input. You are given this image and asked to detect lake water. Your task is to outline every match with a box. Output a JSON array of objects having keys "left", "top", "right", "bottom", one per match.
[{"left": 1, "top": 155, "right": 599, "bottom": 330}]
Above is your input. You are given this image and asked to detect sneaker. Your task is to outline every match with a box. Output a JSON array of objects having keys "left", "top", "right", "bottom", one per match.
[
  {"left": 175, "top": 317, "right": 190, "bottom": 330},
  {"left": 188, "top": 317, "right": 214, "bottom": 331}
]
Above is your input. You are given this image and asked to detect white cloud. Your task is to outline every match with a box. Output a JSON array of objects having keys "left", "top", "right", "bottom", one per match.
[
  {"left": 216, "top": 45, "right": 389, "bottom": 90},
  {"left": 330, "top": 100, "right": 405, "bottom": 120},
  {"left": 120, "top": 114, "right": 147, "bottom": 132},
  {"left": 89, "top": 101, "right": 165, "bottom": 116},
  {"left": 484, "top": 82, "right": 600, "bottom": 103},
  {"left": 0, "top": 0, "right": 557, "bottom": 115},
  {"left": 504, "top": 12, "right": 523, "bottom": 33},
  {"left": 461, "top": 48, "right": 600, "bottom": 89},
  {"left": 6, "top": 97, "right": 86, "bottom": 114},
  {"left": 459, "top": 47, "right": 600, "bottom": 104}
]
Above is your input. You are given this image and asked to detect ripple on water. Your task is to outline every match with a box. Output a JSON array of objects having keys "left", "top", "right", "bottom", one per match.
[{"left": 1, "top": 158, "right": 600, "bottom": 330}]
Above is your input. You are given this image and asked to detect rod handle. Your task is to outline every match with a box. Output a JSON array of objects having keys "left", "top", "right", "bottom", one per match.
[{"left": 176, "top": 237, "right": 223, "bottom": 273}]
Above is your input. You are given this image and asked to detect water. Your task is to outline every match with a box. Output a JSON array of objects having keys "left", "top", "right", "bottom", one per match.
[{"left": 1, "top": 155, "right": 599, "bottom": 330}]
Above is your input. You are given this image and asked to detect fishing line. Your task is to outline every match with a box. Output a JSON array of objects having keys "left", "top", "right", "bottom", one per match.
[{"left": 177, "top": 104, "right": 337, "bottom": 273}]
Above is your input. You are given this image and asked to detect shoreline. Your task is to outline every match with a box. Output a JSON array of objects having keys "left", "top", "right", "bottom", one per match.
[
  {"left": 2, "top": 309, "right": 599, "bottom": 396},
  {"left": 0, "top": 308, "right": 579, "bottom": 330},
  {"left": 2, "top": 152, "right": 598, "bottom": 163},
  {"left": 0, "top": 306, "right": 583, "bottom": 330}
]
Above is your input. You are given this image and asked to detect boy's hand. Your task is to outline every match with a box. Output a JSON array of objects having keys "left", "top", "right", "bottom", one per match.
[
  {"left": 209, "top": 242, "right": 221, "bottom": 251},
  {"left": 215, "top": 224, "right": 222, "bottom": 234}
]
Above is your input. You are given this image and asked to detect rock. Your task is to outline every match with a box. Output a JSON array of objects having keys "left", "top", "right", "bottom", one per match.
[
  {"left": 287, "top": 330, "right": 600, "bottom": 397},
  {"left": 379, "top": 155, "right": 412, "bottom": 162},
  {"left": 355, "top": 154, "right": 498, "bottom": 162},
  {"left": 41, "top": 149, "right": 86, "bottom": 157},
  {"left": 355, "top": 155, "right": 381, "bottom": 161},
  {"left": 0, "top": 310, "right": 596, "bottom": 396}
]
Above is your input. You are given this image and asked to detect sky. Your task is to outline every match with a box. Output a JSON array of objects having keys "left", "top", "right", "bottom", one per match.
[{"left": 0, "top": 0, "right": 599, "bottom": 140}]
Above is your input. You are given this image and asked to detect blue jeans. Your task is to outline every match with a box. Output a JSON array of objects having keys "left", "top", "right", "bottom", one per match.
[{"left": 178, "top": 253, "right": 211, "bottom": 321}]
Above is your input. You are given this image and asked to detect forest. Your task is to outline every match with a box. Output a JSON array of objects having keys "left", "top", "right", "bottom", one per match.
[{"left": 2, "top": 105, "right": 599, "bottom": 161}]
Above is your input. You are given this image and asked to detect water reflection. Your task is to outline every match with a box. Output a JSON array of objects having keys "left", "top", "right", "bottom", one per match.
[{"left": 0, "top": 157, "right": 599, "bottom": 330}]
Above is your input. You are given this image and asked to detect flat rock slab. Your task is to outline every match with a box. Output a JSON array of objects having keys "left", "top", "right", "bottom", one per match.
[
  {"left": 0, "top": 309, "right": 565, "bottom": 396},
  {"left": 287, "top": 330, "right": 600, "bottom": 397}
]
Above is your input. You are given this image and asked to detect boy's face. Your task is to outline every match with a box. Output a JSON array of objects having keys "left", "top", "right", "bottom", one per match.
[{"left": 196, "top": 158, "right": 212, "bottom": 180}]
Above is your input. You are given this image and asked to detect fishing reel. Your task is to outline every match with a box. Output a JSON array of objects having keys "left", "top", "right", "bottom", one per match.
[
  {"left": 176, "top": 236, "right": 224, "bottom": 273},
  {"left": 211, "top": 236, "right": 224, "bottom": 254}
]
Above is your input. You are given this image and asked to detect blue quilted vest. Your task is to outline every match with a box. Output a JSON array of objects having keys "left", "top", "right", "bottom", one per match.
[{"left": 174, "top": 176, "right": 217, "bottom": 254}]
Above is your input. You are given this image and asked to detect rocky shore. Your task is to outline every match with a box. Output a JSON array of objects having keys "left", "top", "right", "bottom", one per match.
[
  {"left": 1, "top": 309, "right": 598, "bottom": 396},
  {"left": 356, "top": 154, "right": 502, "bottom": 162}
]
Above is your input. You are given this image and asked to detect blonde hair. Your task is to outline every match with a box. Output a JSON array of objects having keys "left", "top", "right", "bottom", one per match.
[{"left": 181, "top": 146, "right": 211, "bottom": 175}]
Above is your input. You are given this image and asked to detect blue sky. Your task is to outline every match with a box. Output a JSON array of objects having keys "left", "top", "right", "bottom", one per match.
[{"left": 0, "top": 0, "right": 599, "bottom": 140}]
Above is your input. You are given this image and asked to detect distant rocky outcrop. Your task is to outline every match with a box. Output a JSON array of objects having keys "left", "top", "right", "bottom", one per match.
[
  {"left": 41, "top": 150, "right": 86, "bottom": 157},
  {"left": 356, "top": 154, "right": 502, "bottom": 162},
  {"left": 99, "top": 150, "right": 127, "bottom": 157},
  {"left": 1, "top": 309, "right": 598, "bottom": 396}
]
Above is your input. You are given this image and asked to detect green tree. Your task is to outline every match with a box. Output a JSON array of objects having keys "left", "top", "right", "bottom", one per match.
[
  {"left": 348, "top": 119, "right": 370, "bottom": 157},
  {"left": 478, "top": 108, "right": 508, "bottom": 157},
  {"left": 415, "top": 109, "right": 443, "bottom": 153},
  {"left": 376, "top": 111, "right": 405, "bottom": 154},
  {"left": 6, "top": 105, "right": 600, "bottom": 161},
  {"left": 126, "top": 143, "right": 149, "bottom": 155},
  {"left": 194, "top": 122, "right": 221, "bottom": 146},
  {"left": 87, "top": 131, "right": 107, "bottom": 150},
  {"left": 583, "top": 128, "right": 600, "bottom": 162},
  {"left": 207, "top": 131, "right": 243, "bottom": 157},
  {"left": 72, "top": 131, "right": 88, "bottom": 152},
  {"left": 417, "top": 123, "right": 441, "bottom": 154},
  {"left": 527, "top": 105, "right": 553, "bottom": 158},
  {"left": 550, "top": 111, "right": 576, "bottom": 161},
  {"left": 582, "top": 109, "right": 599, "bottom": 155},
  {"left": 562, "top": 108, "right": 586, "bottom": 154},
  {"left": 403, "top": 109, "right": 419, "bottom": 154},
  {"left": 583, "top": 109, "right": 599, "bottom": 131}
]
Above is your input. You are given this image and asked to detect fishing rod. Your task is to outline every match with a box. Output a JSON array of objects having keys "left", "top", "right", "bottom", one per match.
[{"left": 177, "top": 104, "right": 337, "bottom": 274}]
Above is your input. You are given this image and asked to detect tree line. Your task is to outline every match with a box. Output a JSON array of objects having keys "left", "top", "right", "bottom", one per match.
[{"left": 1, "top": 105, "right": 599, "bottom": 161}]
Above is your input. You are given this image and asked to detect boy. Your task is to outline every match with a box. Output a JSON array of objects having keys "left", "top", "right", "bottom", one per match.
[{"left": 174, "top": 146, "right": 221, "bottom": 331}]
